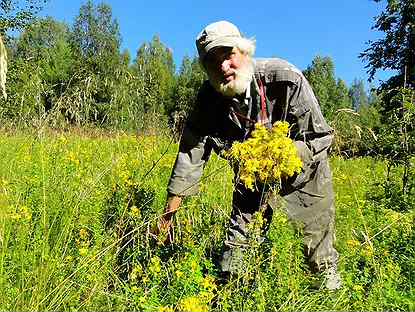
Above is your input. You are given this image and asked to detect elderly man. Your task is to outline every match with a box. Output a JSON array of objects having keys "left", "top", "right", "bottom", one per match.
[{"left": 157, "top": 21, "right": 341, "bottom": 290}]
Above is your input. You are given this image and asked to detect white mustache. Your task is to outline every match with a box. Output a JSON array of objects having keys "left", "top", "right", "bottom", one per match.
[
  {"left": 209, "top": 60, "right": 254, "bottom": 97},
  {"left": 223, "top": 65, "right": 253, "bottom": 96}
]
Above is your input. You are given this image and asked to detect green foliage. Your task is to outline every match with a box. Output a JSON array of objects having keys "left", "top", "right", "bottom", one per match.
[
  {"left": 331, "top": 156, "right": 414, "bottom": 311},
  {"left": 0, "top": 3, "right": 413, "bottom": 310},
  {"left": 16, "top": 17, "right": 75, "bottom": 106},
  {"left": 302, "top": 56, "right": 382, "bottom": 156},
  {"left": 0, "top": 0, "right": 47, "bottom": 32},
  {"left": 0, "top": 57, "right": 43, "bottom": 121},
  {"left": 334, "top": 78, "right": 353, "bottom": 109},
  {"left": 71, "top": 0, "right": 120, "bottom": 63},
  {"left": 376, "top": 88, "right": 415, "bottom": 157},
  {"left": 373, "top": 87, "right": 415, "bottom": 210},
  {"left": 62, "top": 0, "right": 123, "bottom": 125},
  {"left": 360, "top": 0, "right": 415, "bottom": 93},
  {"left": 1, "top": 0, "right": 410, "bottom": 163},
  {"left": 0, "top": 131, "right": 413, "bottom": 311},
  {"left": 133, "top": 35, "right": 175, "bottom": 116},
  {"left": 349, "top": 78, "right": 369, "bottom": 110},
  {"left": 0, "top": 17, "right": 77, "bottom": 124},
  {"left": 303, "top": 56, "right": 351, "bottom": 120},
  {"left": 171, "top": 55, "right": 206, "bottom": 115},
  {"left": 0, "top": 3, "right": 166, "bottom": 130},
  {"left": 331, "top": 102, "right": 382, "bottom": 156},
  {"left": 170, "top": 55, "right": 206, "bottom": 137},
  {"left": 14, "top": 17, "right": 70, "bottom": 61}
]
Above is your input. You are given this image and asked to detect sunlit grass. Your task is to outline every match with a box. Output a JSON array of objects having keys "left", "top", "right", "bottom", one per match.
[{"left": 0, "top": 130, "right": 413, "bottom": 311}]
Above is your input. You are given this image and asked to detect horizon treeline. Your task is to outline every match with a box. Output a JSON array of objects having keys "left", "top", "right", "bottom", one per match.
[{"left": 0, "top": 0, "right": 414, "bottom": 159}]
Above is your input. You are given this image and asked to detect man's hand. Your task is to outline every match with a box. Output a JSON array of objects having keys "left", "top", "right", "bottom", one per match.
[{"left": 151, "top": 195, "right": 183, "bottom": 245}]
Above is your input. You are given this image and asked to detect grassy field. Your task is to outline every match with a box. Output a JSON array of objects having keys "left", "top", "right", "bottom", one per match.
[{"left": 0, "top": 129, "right": 413, "bottom": 311}]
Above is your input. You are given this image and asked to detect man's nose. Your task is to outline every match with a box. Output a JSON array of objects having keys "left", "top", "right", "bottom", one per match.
[{"left": 221, "top": 59, "right": 231, "bottom": 72}]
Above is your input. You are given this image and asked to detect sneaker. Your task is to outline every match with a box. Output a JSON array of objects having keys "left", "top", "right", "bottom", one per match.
[{"left": 323, "top": 265, "right": 342, "bottom": 290}]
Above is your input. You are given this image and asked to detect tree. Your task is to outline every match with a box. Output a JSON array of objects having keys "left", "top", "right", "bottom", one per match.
[
  {"left": 71, "top": 0, "right": 121, "bottom": 73},
  {"left": 55, "top": 1, "right": 123, "bottom": 125},
  {"left": 15, "top": 17, "right": 69, "bottom": 58},
  {"left": 374, "top": 88, "right": 415, "bottom": 211},
  {"left": 360, "top": 0, "right": 415, "bottom": 92},
  {"left": 2, "top": 17, "right": 74, "bottom": 120},
  {"left": 0, "top": 0, "right": 48, "bottom": 101},
  {"left": 303, "top": 56, "right": 347, "bottom": 121},
  {"left": 0, "top": 0, "right": 47, "bottom": 32},
  {"left": 16, "top": 17, "right": 74, "bottom": 100},
  {"left": 360, "top": 1, "right": 415, "bottom": 211},
  {"left": 334, "top": 78, "right": 353, "bottom": 109},
  {"left": 170, "top": 55, "right": 206, "bottom": 137},
  {"left": 134, "top": 35, "right": 175, "bottom": 115},
  {"left": 368, "top": 83, "right": 381, "bottom": 106},
  {"left": 349, "top": 78, "right": 369, "bottom": 110},
  {"left": 172, "top": 55, "right": 205, "bottom": 115},
  {"left": 14, "top": 16, "right": 74, "bottom": 87}
]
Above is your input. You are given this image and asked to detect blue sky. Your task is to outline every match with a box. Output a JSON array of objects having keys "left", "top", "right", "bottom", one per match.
[{"left": 41, "top": 0, "right": 393, "bottom": 88}]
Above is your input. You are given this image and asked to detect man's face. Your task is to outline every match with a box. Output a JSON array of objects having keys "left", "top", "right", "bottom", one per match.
[{"left": 204, "top": 47, "right": 253, "bottom": 97}]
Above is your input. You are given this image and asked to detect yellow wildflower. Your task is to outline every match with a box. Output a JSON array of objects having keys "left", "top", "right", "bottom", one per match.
[
  {"left": 271, "top": 247, "right": 278, "bottom": 258},
  {"left": 201, "top": 275, "right": 217, "bottom": 292},
  {"left": 130, "top": 206, "right": 140, "bottom": 218},
  {"left": 10, "top": 205, "right": 32, "bottom": 221},
  {"left": 149, "top": 256, "right": 162, "bottom": 275},
  {"left": 79, "top": 228, "right": 89, "bottom": 240},
  {"left": 362, "top": 244, "right": 374, "bottom": 258},
  {"left": 10, "top": 213, "right": 21, "bottom": 220},
  {"left": 190, "top": 260, "right": 198, "bottom": 273},
  {"left": 0, "top": 178, "right": 8, "bottom": 190},
  {"left": 199, "top": 290, "right": 215, "bottom": 302},
  {"left": 130, "top": 264, "right": 143, "bottom": 281},
  {"left": 178, "top": 296, "right": 208, "bottom": 312},
  {"left": 79, "top": 247, "right": 88, "bottom": 256},
  {"left": 66, "top": 151, "right": 80, "bottom": 166},
  {"left": 58, "top": 136, "right": 68, "bottom": 145},
  {"left": 273, "top": 211, "right": 288, "bottom": 225},
  {"left": 175, "top": 270, "right": 184, "bottom": 278},
  {"left": 346, "top": 239, "right": 360, "bottom": 249},
  {"left": 19, "top": 205, "right": 32, "bottom": 221},
  {"left": 225, "top": 122, "right": 302, "bottom": 190}
]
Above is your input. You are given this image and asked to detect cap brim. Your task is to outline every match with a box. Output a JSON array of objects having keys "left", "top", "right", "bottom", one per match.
[{"left": 205, "top": 37, "right": 240, "bottom": 53}]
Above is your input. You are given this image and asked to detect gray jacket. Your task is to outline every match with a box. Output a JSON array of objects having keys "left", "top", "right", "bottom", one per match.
[{"left": 167, "top": 58, "right": 333, "bottom": 196}]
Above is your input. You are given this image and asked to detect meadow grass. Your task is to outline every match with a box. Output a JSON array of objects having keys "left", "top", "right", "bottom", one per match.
[{"left": 0, "top": 129, "right": 413, "bottom": 311}]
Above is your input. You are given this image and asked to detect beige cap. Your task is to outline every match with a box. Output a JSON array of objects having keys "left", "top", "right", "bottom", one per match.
[{"left": 196, "top": 21, "right": 242, "bottom": 64}]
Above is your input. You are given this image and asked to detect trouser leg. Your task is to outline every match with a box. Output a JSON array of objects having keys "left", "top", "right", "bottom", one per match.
[
  {"left": 281, "top": 157, "right": 338, "bottom": 271},
  {"left": 219, "top": 143, "right": 339, "bottom": 274},
  {"left": 219, "top": 182, "right": 273, "bottom": 273}
]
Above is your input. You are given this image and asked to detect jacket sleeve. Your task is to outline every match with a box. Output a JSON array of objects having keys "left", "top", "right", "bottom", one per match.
[
  {"left": 167, "top": 82, "right": 214, "bottom": 196},
  {"left": 284, "top": 75, "right": 334, "bottom": 189},
  {"left": 167, "top": 126, "right": 211, "bottom": 196},
  {"left": 287, "top": 75, "right": 334, "bottom": 159}
]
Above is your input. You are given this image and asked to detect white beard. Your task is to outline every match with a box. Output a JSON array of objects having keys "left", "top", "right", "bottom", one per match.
[{"left": 209, "top": 60, "right": 254, "bottom": 97}]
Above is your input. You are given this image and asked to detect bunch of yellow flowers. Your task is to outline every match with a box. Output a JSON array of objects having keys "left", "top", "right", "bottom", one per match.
[{"left": 225, "top": 121, "right": 303, "bottom": 190}]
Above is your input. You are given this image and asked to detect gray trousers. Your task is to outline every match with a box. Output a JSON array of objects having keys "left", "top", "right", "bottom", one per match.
[{"left": 220, "top": 153, "right": 339, "bottom": 273}]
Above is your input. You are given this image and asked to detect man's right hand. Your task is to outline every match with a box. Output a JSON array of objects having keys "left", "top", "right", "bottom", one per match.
[{"left": 150, "top": 194, "right": 183, "bottom": 245}]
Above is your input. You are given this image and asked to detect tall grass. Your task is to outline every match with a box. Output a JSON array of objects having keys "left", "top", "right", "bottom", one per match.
[{"left": 0, "top": 129, "right": 413, "bottom": 311}]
